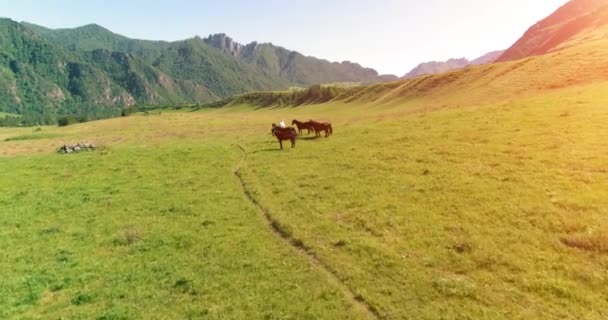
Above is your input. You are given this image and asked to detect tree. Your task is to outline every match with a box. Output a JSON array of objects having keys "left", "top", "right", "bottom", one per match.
[{"left": 57, "top": 115, "right": 78, "bottom": 127}]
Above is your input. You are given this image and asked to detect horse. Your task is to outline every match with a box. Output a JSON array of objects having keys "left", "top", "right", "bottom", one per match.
[
  {"left": 271, "top": 124, "right": 298, "bottom": 149},
  {"left": 292, "top": 119, "right": 314, "bottom": 135},
  {"left": 309, "top": 120, "right": 333, "bottom": 138}
]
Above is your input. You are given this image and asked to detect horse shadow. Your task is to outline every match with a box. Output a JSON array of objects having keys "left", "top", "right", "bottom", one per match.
[
  {"left": 254, "top": 148, "right": 286, "bottom": 153},
  {"left": 298, "top": 136, "right": 322, "bottom": 141}
]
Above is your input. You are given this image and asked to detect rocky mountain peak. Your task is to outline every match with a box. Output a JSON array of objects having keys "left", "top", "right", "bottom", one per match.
[{"left": 203, "top": 33, "right": 243, "bottom": 57}]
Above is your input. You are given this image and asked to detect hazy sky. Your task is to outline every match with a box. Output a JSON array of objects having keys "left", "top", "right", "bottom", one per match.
[{"left": 1, "top": 0, "right": 568, "bottom": 75}]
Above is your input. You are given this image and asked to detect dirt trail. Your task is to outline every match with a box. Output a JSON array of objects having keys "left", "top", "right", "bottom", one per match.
[{"left": 232, "top": 144, "right": 383, "bottom": 320}]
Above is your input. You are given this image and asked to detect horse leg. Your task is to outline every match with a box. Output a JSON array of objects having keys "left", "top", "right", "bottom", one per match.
[
  {"left": 279, "top": 139, "right": 283, "bottom": 149},
  {"left": 291, "top": 137, "right": 295, "bottom": 148}
]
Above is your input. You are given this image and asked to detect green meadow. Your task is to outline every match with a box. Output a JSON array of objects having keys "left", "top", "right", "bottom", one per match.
[
  {"left": 0, "top": 128, "right": 371, "bottom": 320},
  {"left": 2, "top": 78, "right": 608, "bottom": 319}
]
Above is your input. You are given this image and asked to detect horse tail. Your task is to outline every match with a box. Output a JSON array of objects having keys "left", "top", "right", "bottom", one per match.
[{"left": 328, "top": 124, "right": 333, "bottom": 135}]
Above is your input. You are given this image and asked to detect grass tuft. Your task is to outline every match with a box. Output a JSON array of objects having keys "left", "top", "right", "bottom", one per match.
[
  {"left": 71, "top": 292, "right": 94, "bottom": 306},
  {"left": 173, "top": 278, "right": 198, "bottom": 296}
]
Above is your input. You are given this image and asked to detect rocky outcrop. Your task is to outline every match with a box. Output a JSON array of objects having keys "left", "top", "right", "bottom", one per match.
[
  {"left": 403, "top": 51, "right": 504, "bottom": 79},
  {"left": 470, "top": 50, "right": 505, "bottom": 65},
  {"left": 57, "top": 142, "right": 97, "bottom": 154},
  {"left": 203, "top": 33, "right": 243, "bottom": 57},
  {"left": 47, "top": 86, "right": 66, "bottom": 101},
  {"left": 403, "top": 58, "right": 470, "bottom": 79}
]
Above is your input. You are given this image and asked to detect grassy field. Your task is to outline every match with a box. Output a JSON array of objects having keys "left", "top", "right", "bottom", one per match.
[
  {"left": 1, "top": 80, "right": 608, "bottom": 319},
  {"left": 0, "top": 128, "right": 372, "bottom": 319},
  {"left": 238, "top": 83, "right": 608, "bottom": 319}
]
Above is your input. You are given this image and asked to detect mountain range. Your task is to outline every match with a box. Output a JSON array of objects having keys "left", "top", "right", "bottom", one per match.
[
  {"left": 0, "top": 19, "right": 397, "bottom": 117},
  {"left": 402, "top": 50, "right": 504, "bottom": 79},
  {"left": 2, "top": 0, "right": 608, "bottom": 120},
  {"left": 224, "top": 0, "right": 608, "bottom": 109}
]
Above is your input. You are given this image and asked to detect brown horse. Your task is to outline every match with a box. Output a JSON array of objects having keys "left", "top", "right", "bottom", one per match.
[
  {"left": 309, "top": 120, "right": 333, "bottom": 137},
  {"left": 271, "top": 124, "right": 297, "bottom": 149},
  {"left": 292, "top": 119, "right": 314, "bottom": 135}
]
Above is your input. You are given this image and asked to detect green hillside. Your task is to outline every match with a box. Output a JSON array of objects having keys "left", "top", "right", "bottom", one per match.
[
  {"left": 237, "top": 39, "right": 396, "bottom": 85},
  {"left": 84, "top": 49, "right": 217, "bottom": 104},
  {"left": 20, "top": 22, "right": 172, "bottom": 62},
  {"left": 0, "top": 20, "right": 117, "bottom": 114},
  {"left": 151, "top": 38, "right": 287, "bottom": 98},
  {"left": 0, "top": 19, "right": 211, "bottom": 120}
]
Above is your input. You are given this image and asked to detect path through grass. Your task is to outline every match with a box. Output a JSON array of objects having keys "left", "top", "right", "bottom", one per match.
[{"left": 0, "top": 140, "right": 370, "bottom": 319}]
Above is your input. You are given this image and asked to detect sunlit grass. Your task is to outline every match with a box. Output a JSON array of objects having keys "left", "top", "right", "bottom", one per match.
[
  {"left": 238, "top": 85, "right": 608, "bottom": 318},
  {"left": 0, "top": 140, "right": 369, "bottom": 319},
  {"left": 1, "top": 80, "right": 608, "bottom": 319}
]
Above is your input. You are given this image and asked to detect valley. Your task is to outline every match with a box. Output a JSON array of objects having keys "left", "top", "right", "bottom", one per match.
[{"left": 2, "top": 0, "right": 608, "bottom": 319}]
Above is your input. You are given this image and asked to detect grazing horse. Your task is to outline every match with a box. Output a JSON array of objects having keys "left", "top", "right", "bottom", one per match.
[
  {"left": 309, "top": 120, "right": 333, "bottom": 138},
  {"left": 271, "top": 124, "right": 297, "bottom": 149},
  {"left": 291, "top": 119, "right": 314, "bottom": 135}
]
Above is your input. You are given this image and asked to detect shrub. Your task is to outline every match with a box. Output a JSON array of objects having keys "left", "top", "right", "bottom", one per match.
[
  {"left": 57, "top": 115, "right": 78, "bottom": 127},
  {"left": 121, "top": 105, "right": 139, "bottom": 117}
]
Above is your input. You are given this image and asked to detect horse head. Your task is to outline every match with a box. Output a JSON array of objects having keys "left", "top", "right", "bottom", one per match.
[{"left": 271, "top": 123, "right": 277, "bottom": 136}]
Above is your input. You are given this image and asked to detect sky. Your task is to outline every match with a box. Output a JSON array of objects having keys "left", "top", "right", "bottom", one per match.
[{"left": 1, "top": 0, "right": 569, "bottom": 75}]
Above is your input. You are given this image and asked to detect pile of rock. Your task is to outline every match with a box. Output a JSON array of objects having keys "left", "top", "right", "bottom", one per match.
[{"left": 57, "top": 142, "right": 97, "bottom": 154}]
